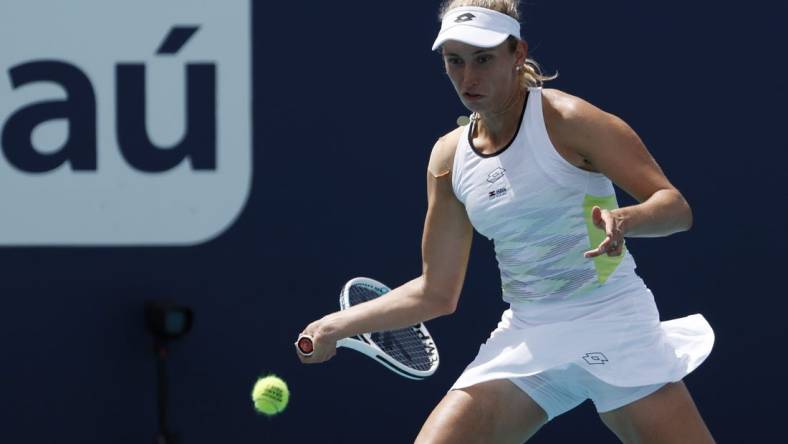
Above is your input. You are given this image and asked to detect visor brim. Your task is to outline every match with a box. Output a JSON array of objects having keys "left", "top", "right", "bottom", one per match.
[{"left": 431, "top": 27, "right": 511, "bottom": 51}]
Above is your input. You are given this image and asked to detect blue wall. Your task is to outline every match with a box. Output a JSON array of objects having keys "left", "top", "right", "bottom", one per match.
[{"left": 1, "top": 1, "right": 785, "bottom": 442}]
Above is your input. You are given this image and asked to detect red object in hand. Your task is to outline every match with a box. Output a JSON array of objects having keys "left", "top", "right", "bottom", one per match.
[{"left": 296, "top": 335, "right": 314, "bottom": 355}]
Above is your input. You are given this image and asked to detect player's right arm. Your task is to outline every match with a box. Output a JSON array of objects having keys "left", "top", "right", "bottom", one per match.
[
  {"left": 420, "top": 127, "right": 474, "bottom": 315},
  {"left": 297, "top": 128, "right": 473, "bottom": 363}
]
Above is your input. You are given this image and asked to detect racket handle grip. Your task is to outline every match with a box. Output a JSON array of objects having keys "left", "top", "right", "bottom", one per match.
[{"left": 295, "top": 334, "right": 314, "bottom": 356}]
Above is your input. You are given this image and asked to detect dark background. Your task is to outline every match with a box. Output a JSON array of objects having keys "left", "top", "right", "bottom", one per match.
[{"left": 2, "top": 1, "right": 786, "bottom": 442}]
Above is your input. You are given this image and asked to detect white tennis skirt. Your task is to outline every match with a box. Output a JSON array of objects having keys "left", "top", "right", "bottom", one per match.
[{"left": 452, "top": 281, "right": 714, "bottom": 390}]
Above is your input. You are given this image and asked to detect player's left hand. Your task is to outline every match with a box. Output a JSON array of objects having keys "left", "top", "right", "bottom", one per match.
[{"left": 584, "top": 206, "right": 625, "bottom": 258}]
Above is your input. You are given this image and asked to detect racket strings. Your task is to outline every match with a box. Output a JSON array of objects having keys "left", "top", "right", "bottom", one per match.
[
  {"left": 349, "top": 285, "right": 435, "bottom": 371},
  {"left": 370, "top": 330, "right": 433, "bottom": 371}
]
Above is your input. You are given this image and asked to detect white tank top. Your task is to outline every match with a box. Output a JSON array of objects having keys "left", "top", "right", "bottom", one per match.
[{"left": 452, "top": 87, "right": 643, "bottom": 304}]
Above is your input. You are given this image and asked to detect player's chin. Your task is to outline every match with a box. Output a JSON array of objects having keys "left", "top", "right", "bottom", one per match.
[{"left": 459, "top": 97, "right": 486, "bottom": 111}]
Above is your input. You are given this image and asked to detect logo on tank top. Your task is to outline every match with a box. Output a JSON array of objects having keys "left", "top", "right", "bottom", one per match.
[
  {"left": 454, "top": 13, "right": 476, "bottom": 23},
  {"left": 486, "top": 168, "right": 508, "bottom": 199},
  {"left": 486, "top": 167, "right": 506, "bottom": 183},
  {"left": 583, "top": 352, "right": 609, "bottom": 365},
  {"left": 488, "top": 187, "right": 508, "bottom": 199}
]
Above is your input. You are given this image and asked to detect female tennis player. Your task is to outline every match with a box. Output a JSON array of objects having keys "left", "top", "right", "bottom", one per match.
[{"left": 297, "top": 1, "right": 715, "bottom": 442}]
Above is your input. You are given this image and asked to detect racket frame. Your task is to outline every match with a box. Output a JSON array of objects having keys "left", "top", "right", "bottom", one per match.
[
  {"left": 295, "top": 277, "right": 439, "bottom": 380},
  {"left": 337, "top": 277, "right": 439, "bottom": 380}
]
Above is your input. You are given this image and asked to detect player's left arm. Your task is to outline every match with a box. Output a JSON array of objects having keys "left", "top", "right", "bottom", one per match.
[{"left": 545, "top": 90, "right": 692, "bottom": 257}]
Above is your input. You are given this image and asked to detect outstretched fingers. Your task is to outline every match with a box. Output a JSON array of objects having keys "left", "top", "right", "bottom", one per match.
[{"left": 584, "top": 206, "right": 625, "bottom": 258}]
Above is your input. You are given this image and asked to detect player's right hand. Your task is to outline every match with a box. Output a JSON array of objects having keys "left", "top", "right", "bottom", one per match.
[{"left": 295, "top": 320, "right": 338, "bottom": 364}]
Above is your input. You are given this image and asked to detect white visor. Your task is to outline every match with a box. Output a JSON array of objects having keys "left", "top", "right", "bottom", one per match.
[{"left": 431, "top": 6, "right": 521, "bottom": 51}]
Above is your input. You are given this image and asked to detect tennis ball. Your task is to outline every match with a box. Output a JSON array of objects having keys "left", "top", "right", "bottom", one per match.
[{"left": 252, "top": 375, "right": 289, "bottom": 416}]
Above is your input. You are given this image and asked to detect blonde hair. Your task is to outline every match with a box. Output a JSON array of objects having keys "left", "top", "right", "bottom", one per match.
[{"left": 438, "top": 0, "right": 557, "bottom": 88}]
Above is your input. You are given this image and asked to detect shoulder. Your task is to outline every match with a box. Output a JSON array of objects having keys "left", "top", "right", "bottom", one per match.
[
  {"left": 541, "top": 88, "right": 606, "bottom": 126},
  {"left": 428, "top": 125, "right": 464, "bottom": 178},
  {"left": 541, "top": 88, "right": 632, "bottom": 154}
]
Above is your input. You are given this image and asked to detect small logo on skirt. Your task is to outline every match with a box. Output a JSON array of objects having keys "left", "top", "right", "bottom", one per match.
[{"left": 583, "top": 352, "right": 608, "bottom": 365}]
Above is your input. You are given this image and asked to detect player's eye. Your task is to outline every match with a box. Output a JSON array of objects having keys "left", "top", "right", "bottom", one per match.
[{"left": 476, "top": 55, "right": 493, "bottom": 64}]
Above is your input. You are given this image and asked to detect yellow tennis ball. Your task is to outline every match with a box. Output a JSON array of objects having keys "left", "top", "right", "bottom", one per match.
[{"left": 252, "top": 375, "right": 289, "bottom": 416}]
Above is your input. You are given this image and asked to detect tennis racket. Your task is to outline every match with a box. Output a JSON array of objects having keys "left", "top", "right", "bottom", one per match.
[{"left": 295, "top": 277, "right": 439, "bottom": 380}]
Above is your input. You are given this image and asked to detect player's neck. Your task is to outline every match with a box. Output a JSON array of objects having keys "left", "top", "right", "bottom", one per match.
[{"left": 473, "top": 87, "right": 526, "bottom": 148}]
